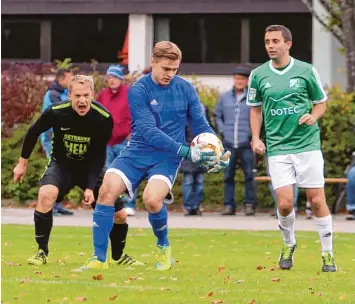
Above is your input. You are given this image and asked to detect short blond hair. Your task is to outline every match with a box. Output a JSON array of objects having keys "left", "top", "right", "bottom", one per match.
[
  {"left": 68, "top": 75, "right": 94, "bottom": 93},
  {"left": 152, "top": 41, "right": 182, "bottom": 61}
]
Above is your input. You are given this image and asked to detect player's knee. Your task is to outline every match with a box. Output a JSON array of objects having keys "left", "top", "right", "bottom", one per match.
[
  {"left": 114, "top": 209, "right": 127, "bottom": 224},
  {"left": 143, "top": 193, "right": 162, "bottom": 213},
  {"left": 278, "top": 199, "right": 293, "bottom": 215},
  {"left": 38, "top": 187, "right": 57, "bottom": 211},
  {"left": 98, "top": 184, "right": 115, "bottom": 205},
  {"left": 308, "top": 195, "right": 324, "bottom": 211}
]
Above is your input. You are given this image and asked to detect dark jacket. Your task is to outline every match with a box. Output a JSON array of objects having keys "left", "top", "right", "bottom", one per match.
[
  {"left": 180, "top": 104, "right": 213, "bottom": 173},
  {"left": 213, "top": 88, "right": 252, "bottom": 148}
]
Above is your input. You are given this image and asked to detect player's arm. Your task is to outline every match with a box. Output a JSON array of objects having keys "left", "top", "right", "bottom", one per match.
[
  {"left": 86, "top": 117, "right": 113, "bottom": 191},
  {"left": 129, "top": 85, "right": 213, "bottom": 162},
  {"left": 247, "top": 71, "right": 266, "bottom": 154},
  {"left": 13, "top": 108, "right": 54, "bottom": 183},
  {"left": 299, "top": 66, "right": 328, "bottom": 126}
]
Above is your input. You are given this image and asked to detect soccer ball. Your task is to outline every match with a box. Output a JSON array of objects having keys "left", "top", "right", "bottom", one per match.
[{"left": 191, "top": 133, "right": 224, "bottom": 166}]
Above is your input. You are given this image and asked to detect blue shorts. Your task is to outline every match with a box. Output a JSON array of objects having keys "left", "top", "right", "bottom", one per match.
[{"left": 106, "top": 152, "right": 182, "bottom": 204}]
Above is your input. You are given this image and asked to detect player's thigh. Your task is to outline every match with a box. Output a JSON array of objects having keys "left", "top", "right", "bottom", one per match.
[
  {"left": 268, "top": 154, "right": 296, "bottom": 190},
  {"left": 293, "top": 150, "right": 325, "bottom": 188},
  {"left": 145, "top": 159, "right": 181, "bottom": 206},
  {"left": 105, "top": 156, "right": 146, "bottom": 202},
  {"left": 39, "top": 161, "right": 72, "bottom": 209}
]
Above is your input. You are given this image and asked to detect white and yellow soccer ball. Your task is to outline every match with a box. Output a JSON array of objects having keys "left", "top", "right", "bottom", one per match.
[{"left": 191, "top": 132, "right": 224, "bottom": 167}]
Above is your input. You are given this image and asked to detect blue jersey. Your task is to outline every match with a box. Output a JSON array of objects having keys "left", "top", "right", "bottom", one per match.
[{"left": 126, "top": 73, "right": 213, "bottom": 163}]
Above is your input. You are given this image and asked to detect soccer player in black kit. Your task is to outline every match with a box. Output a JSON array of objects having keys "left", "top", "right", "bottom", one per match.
[{"left": 13, "top": 75, "right": 143, "bottom": 269}]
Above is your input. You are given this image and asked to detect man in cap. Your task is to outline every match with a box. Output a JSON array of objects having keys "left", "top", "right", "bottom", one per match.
[{"left": 214, "top": 66, "right": 256, "bottom": 216}]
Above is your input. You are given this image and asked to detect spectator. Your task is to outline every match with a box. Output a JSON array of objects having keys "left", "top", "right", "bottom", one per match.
[
  {"left": 181, "top": 102, "right": 213, "bottom": 216},
  {"left": 40, "top": 68, "right": 73, "bottom": 216},
  {"left": 346, "top": 158, "right": 355, "bottom": 220},
  {"left": 97, "top": 64, "right": 136, "bottom": 216},
  {"left": 214, "top": 67, "right": 256, "bottom": 216}
]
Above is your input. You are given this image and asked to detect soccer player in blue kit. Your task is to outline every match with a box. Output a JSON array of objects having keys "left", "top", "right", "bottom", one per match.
[{"left": 84, "top": 41, "right": 231, "bottom": 271}]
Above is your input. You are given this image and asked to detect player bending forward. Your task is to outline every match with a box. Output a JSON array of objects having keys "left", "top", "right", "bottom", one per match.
[
  {"left": 83, "top": 41, "right": 231, "bottom": 271},
  {"left": 13, "top": 75, "right": 143, "bottom": 268},
  {"left": 248, "top": 25, "right": 336, "bottom": 272}
]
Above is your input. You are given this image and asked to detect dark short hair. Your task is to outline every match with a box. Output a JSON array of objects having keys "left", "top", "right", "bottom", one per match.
[
  {"left": 265, "top": 25, "right": 292, "bottom": 42},
  {"left": 56, "top": 68, "right": 72, "bottom": 80}
]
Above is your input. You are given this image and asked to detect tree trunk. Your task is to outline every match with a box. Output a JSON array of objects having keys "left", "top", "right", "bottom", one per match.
[{"left": 341, "top": 0, "right": 355, "bottom": 92}]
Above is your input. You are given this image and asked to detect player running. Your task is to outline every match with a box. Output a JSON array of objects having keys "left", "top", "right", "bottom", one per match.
[
  {"left": 13, "top": 75, "right": 143, "bottom": 268},
  {"left": 83, "top": 41, "right": 231, "bottom": 271},
  {"left": 247, "top": 25, "right": 336, "bottom": 272}
]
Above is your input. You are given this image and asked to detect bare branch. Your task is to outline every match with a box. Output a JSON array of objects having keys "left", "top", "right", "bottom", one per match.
[{"left": 300, "top": 0, "right": 344, "bottom": 44}]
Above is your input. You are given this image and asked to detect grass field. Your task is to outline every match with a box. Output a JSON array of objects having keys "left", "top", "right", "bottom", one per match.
[{"left": 2, "top": 224, "right": 354, "bottom": 304}]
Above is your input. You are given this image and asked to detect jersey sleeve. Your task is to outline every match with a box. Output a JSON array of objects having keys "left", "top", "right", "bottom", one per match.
[
  {"left": 246, "top": 70, "right": 263, "bottom": 107},
  {"left": 87, "top": 116, "right": 113, "bottom": 190},
  {"left": 187, "top": 85, "right": 214, "bottom": 136},
  {"left": 307, "top": 66, "right": 327, "bottom": 104},
  {"left": 128, "top": 84, "right": 181, "bottom": 154},
  {"left": 21, "top": 107, "right": 54, "bottom": 159}
]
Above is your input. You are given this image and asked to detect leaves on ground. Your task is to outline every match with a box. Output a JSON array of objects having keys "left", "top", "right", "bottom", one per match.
[
  {"left": 218, "top": 266, "right": 226, "bottom": 273},
  {"left": 76, "top": 297, "right": 87, "bottom": 302},
  {"left": 108, "top": 294, "right": 118, "bottom": 301},
  {"left": 272, "top": 278, "right": 280, "bottom": 282},
  {"left": 92, "top": 274, "right": 104, "bottom": 280}
]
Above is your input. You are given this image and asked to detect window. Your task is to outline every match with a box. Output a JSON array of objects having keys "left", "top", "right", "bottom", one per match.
[
  {"left": 51, "top": 15, "right": 128, "bottom": 62},
  {"left": 249, "top": 14, "right": 312, "bottom": 63},
  {"left": 2, "top": 21, "right": 41, "bottom": 59},
  {"left": 159, "top": 14, "right": 241, "bottom": 64}
]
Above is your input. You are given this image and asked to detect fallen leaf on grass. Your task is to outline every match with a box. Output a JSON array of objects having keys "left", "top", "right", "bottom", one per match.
[
  {"left": 224, "top": 276, "right": 232, "bottom": 283},
  {"left": 4, "top": 241, "right": 11, "bottom": 246},
  {"left": 76, "top": 296, "right": 87, "bottom": 302},
  {"left": 218, "top": 266, "right": 226, "bottom": 273},
  {"left": 77, "top": 252, "right": 85, "bottom": 256},
  {"left": 207, "top": 292, "right": 214, "bottom": 297},
  {"left": 318, "top": 292, "right": 323, "bottom": 296},
  {"left": 170, "top": 277, "right": 178, "bottom": 281},
  {"left": 311, "top": 291, "right": 315, "bottom": 295},
  {"left": 160, "top": 287, "right": 171, "bottom": 292},
  {"left": 256, "top": 265, "right": 263, "bottom": 270},
  {"left": 267, "top": 267, "right": 277, "bottom": 271},
  {"left": 20, "top": 278, "right": 29, "bottom": 284},
  {"left": 108, "top": 294, "right": 118, "bottom": 301},
  {"left": 34, "top": 271, "right": 43, "bottom": 275},
  {"left": 4, "top": 262, "right": 21, "bottom": 267},
  {"left": 249, "top": 300, "right": 257, "bottom": 304},
  {"left": 46, "top": 299, "right": 51, "bottom": 302},
  {"left": 236, "top": 280, "right": 245, "bottom": 284},
  {"left": 92, "top": 274, "right": 104, "bottom": 280},
  {"left": 272, "top": 278, "right": 280, "bottom": 282},
  {"left": 53, "top": 274, "right": 60, "bottom": 278},
  {"left": 211, "top": 300, "right": 224, "bottom": 304}
]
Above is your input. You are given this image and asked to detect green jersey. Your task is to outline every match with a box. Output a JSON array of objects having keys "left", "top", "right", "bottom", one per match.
[{"left": 247, "top": 57, "right": 327, "bottom": 156}]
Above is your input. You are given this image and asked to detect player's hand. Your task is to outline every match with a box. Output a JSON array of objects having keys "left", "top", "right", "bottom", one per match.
[
  {"left": 207, "top": 150, "right": 231, "bottom": 173},
  {"left": 251, "top": 138, "right": 266, "bottom": 155},
  {"left": 13, "top": 158, "right": 29, "bottom": 184},
  {"left": 178, "top": 144, "right": 216, "bottom": 163},
  {"left": 82, "top": 189, "right": 95, "bottom": 206},
  {"left": 299, "top": 113, "right": 316, "bottom": 125}
]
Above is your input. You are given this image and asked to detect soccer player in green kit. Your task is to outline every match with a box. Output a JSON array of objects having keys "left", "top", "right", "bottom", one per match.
[{"left": 247, "top": 25, "right": 336, "bottom": 272}]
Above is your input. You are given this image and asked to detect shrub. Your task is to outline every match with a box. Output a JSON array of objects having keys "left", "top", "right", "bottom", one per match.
[{"left": 1, "top": 64, "right": 52, "bottom": 137}]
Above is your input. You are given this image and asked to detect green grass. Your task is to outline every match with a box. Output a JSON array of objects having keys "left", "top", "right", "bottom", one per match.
[{"left": 2, "top": 225, "right": 354, "bottom": 304}]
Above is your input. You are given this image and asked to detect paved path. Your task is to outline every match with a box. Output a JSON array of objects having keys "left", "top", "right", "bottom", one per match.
[{"left": 2, "top": 208, "right": 354, "bottom": 233}]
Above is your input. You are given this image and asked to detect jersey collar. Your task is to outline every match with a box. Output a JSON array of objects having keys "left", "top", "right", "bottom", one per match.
[{"left": 268, "top": 57, "right": 294, "bottom": 75}]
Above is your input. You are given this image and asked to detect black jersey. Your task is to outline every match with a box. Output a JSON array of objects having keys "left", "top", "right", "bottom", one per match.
[{"left": 21, "top": 101, "right": 113, "bottom": 189}]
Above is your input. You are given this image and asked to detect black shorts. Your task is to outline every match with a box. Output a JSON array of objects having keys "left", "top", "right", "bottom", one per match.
[{"left": 40, "top": 160, "right": 124, "bottom": 212}]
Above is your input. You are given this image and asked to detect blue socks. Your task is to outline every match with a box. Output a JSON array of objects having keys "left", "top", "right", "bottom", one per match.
[
  {"left": 148, "top": 204, "right": 169, "bottom": 247},
  {"left": 93, "top": 203, "right": 115, "bottom": 262}
]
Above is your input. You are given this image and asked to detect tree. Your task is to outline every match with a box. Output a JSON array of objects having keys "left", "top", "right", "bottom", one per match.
[{"left": 301, "top": 0, "right": 355, "bottom": 92}]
